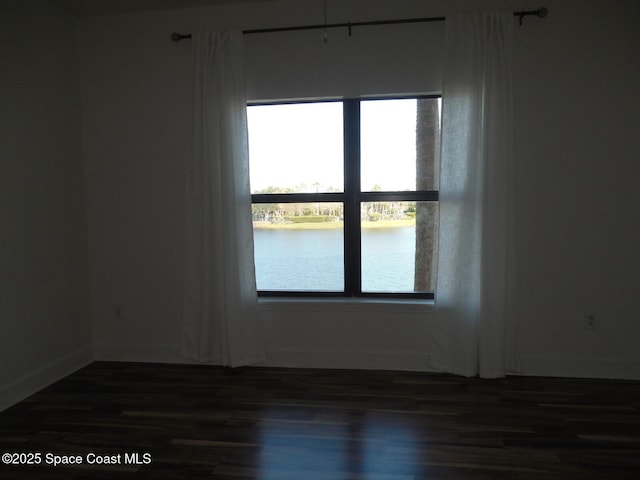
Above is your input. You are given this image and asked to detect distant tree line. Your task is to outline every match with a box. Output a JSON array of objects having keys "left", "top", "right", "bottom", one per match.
[
  {"left": 252, "top": 201, "right": 417, "bottom": 223},
  {"left": 252, "top": 185, "right": 416, "bottom": 224}
]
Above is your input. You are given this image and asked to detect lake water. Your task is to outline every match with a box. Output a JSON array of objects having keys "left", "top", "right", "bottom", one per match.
[{"left": 253, "top": 226, "right": 417, "bottom": 292}]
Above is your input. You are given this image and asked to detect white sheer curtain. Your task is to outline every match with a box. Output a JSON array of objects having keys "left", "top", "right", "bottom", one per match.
[
  {"left": 430, "top": 12, "right": 515, "bottom": 378},
  {"left": 182, "top": 31, "right": 265, "bottom": 366}
]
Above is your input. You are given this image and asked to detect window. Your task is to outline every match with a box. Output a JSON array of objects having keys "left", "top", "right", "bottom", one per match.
[{"left": 248, "top": 97, "right": 440, "bottom": 299}]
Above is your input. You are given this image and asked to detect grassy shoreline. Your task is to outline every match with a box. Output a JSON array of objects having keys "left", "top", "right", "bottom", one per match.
[{"left": 253, "top": 219, "right": 416, "bottom": 230}]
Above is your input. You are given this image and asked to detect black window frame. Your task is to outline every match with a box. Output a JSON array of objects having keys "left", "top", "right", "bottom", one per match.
[{"left": 249, "top": 95, "right": 439, "bottom": 300}]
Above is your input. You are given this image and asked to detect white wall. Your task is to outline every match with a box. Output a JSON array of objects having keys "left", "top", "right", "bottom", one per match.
[
  {"left": 78, "top": 0, "right": 640, "bottom": 378},
  {"left": 0, "top": 0, "right": 93, "bottom": 411},
  {"left": 513, "top": 0, "right": 640, "bottom": 378}
]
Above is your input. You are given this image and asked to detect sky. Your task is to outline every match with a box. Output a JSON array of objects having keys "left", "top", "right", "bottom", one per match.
[{"left": 247, "top": 99, "right": 420, "bottom": 193}]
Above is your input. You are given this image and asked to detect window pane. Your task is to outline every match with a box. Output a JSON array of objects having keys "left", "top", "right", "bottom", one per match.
[
  {"left": 361, "top": 201, "right": 437, "bottom": 293},
  {"left": 252, "top": 204, "right": 344, "bottom": 292},
  {"left": 247, "top": 102, "right": 344, "bottom": 194},
  {"left": 360, "top": 98, "right": 440, "bottom": 192}
]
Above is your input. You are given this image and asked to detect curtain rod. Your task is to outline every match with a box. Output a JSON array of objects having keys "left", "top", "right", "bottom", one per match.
[{"left": 171, "top": 7, "right": 547, "bottom": 42}]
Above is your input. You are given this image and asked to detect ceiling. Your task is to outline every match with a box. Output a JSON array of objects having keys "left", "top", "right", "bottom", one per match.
[{"left": 49, "top": 0, "right": 272, "bottom": 17}]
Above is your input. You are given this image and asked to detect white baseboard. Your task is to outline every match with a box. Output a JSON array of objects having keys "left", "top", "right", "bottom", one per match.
[
  {"left": 520, "top": 355, "right": 640, "bottom": 380},
  {"left": 94, "top": 343, "right": 194, "bottom": 364},
  {"left": 92, "top": 344, "right": 640, "bottom": 380},
  {"left": 0, "top": 347, "right": 94, "bottom": 412},
  {"left": 265, "top": 347, "right": 433, "bottom": 372},
  {"left": 95, "top": 343, "right": 433, "bottom": 372}
]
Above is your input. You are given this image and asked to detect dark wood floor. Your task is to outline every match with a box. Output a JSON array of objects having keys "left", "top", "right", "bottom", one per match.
[{"left": 1, "top": 362, "right": 640, "bottom": 479}]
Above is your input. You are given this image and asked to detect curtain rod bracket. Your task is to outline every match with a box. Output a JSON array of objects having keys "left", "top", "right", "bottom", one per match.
[
  {"left": 171, "top": 32, "right": 192, "bottom": 42},
  {"left": 517, "top": 7, "right": 548, "bottom": 26}
]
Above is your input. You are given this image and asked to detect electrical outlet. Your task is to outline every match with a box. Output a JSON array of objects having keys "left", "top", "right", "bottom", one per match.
[{"left": 583, "top": 313, "right": 597, "bottom": 330}]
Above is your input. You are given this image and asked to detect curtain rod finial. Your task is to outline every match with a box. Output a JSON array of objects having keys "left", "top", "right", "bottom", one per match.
[{"left": 537, "top": 7, "right": 548, "bottom": 18}]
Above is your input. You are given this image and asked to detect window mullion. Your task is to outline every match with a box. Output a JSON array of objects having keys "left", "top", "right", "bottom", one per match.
[{"left": 343, "top": 99, "right": 361, "bottom": 297}]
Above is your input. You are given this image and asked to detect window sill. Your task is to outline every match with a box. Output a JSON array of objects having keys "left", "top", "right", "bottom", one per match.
[{"left": 257, "top": 296, "right": 434, "bottom": 314}]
